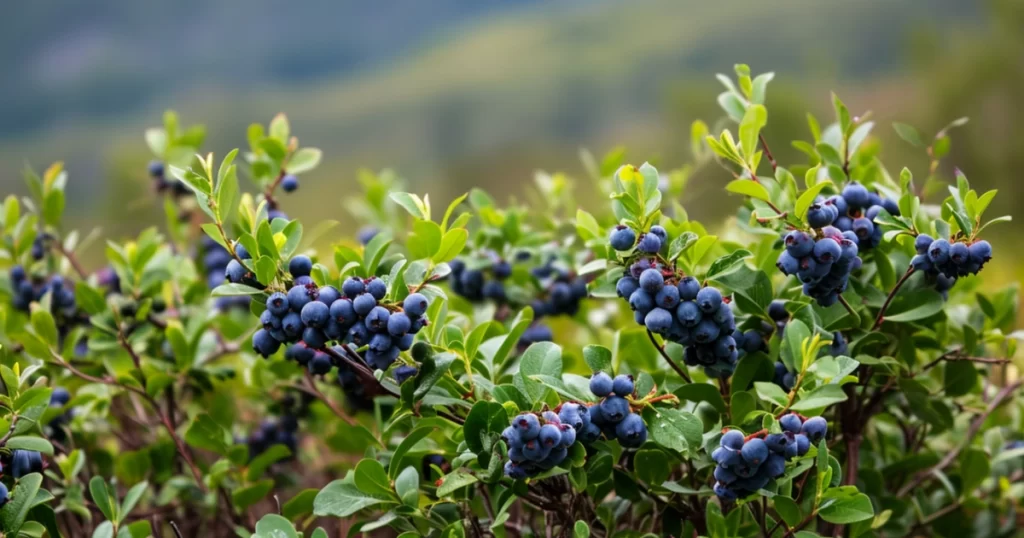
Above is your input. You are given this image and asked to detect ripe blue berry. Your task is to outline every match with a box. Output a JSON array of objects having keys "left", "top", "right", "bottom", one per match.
[
  {"left": 654, "top": 285, "right": 680, "bottom": 308},
  {"left": 281, "top": 312, "right": 303, "bottom": 339},
  {"left": 695, "top": 287, "right": 722, "bottom": 313},
  {"left": 949, "top": 242, "right": 969, "bottom": 265},
  {"left": 364, "top": 306, "right": 390, "bottom": 332},
  {"left": 609, "top": 226, "right": 637, "bottom": 251},
  {"left": 559, "top": 424, "right": 577, "bottom": 447},
  {"left": 300, "top": 301, "right": 330, "bottom": 328},
  {"left": 842, "top": 182, "right": 870, "bottom": 208},
  {"left": 779, "top": 413, "right": 802, "bottom": 434},
  {"left": 677, "top": 276, "right": 700, "bottom": 301},
  {"left": 368, "top": 333, "right": 393, "bottom": 352},
  {"left": 740, "top": 438, "right": 768, "bottom": 465},
  {"left": 693, "top": 320, "right": 720, "bottom": 344},
  {"left": 289, "top": 255, "right": 312, "bottom": 277},
  {"left": 513, "top": 414, "right": 541, "bottom": 440},
  {"left": 589, "top": 372, "right": 614, "bottom": 397},
  {"left": 148, "top": 160, "right": 165, "bottom": 177},
  {"left": 813, "top": 239, "right": 841, "bottom": 264},
  {"left": 806, "top": 203, "right": 833, "bottom": 228},
  {"left": 968, "top": 240, "right": 992, "bottom": 265},
  {"left": 387, "top": 312, "right": 412, "bottom": 336},
  {"left": 504, "top": 461, "right": 529, "bottom": 479},
  {"left": 342, "top": 277, "right": 365, "bottom": 298},
  {"left": 281, "top": 174, "right": 299, "bottom": 193},
  {"left": 628, "top": 289, "right": 654, "bottom": 314},
  {"left": 851, "top": 217, "right": 874, "bottom": 241},
  {"left": 266, "top": 292, "right": 290, "bottom": 316},
  {"left": 785, "top": 231, "right": 815, "bottom": 258},
  {"left": 927, "top": 238, "right": 950, "bottom": 264},
  {"left": 302, "top": 327, "right": 328, "bottom": 349},
  {"left": 353, "top": 294, "right": 377, "bottom": 316},
  {"left": 612, "top": 375, "right": 634, "bottom": 397},
  {"left": 366, "top": 278, "right": 387, "bottom": 300},
  {"left": 644, "top": 307, "right": 673, "bottom": 333},
  {"left": 637, "top": 233, "right": 662, "bottom": 254},
  {"left": 721, "top": 430, "right": 745, "bottom": 450},
  {"left": 329, "top": 299, "right": 355, "bottom": 324},
  {"left": 225, "top": 260, "right": 246, "bottom": 283},
  {"left": 539, "top": 424, "right": 562, "bottom": 447},
  {"left": 801, "top": 416, "right": 828, "bottom": 443},
  {"left": 252, "top": 329, "right": 281, "bottom": 357},
  {"left": 599, "top": 396, "right": 629, "bottom": 423},
  {"left": 403, "top": 293, "right": 429, "bottom": 317},
  {"left": 308, "top": 352, "right": 332, "bottom": 375},
  {"left": 915, "top": 234, "right": 934, "bottom": 254},
  {"left": 675, "top": 301, "right": 702, "bottom": 327},
  {"left": 616, "top": 414, "right": 647, "bottom": 447},
  {"left": 317, "top": 286, "right": 340, "bottom": 305},
  {"left": 287, "top": 285, "right": 313, "bottom": 312},
  {"left": 616, "top": 277, "right": 640, "bottom": 298}
]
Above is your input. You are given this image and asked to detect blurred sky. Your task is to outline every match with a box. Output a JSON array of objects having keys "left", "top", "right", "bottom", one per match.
[{"left": 2, "top": 0, "right": 1021, "bottom": 283}]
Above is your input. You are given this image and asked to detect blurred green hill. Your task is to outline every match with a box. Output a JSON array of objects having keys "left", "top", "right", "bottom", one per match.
[{"left": 6, "top": 0, "right": 1020, "bottom": 278}]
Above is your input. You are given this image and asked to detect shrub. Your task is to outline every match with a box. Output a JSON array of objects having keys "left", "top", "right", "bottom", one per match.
[{"left": 0, "top": 65, "right": 1019, "bottom": 538}]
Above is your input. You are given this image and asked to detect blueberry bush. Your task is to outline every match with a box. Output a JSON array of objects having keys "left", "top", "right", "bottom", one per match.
[{"left": 0, "top": 65, "right": 1020, "bottom": 537}]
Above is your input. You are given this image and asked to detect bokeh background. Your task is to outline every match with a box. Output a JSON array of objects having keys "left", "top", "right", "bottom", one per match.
[{"left": 1, "top": 0, "right": 1021, "bottom": 288}]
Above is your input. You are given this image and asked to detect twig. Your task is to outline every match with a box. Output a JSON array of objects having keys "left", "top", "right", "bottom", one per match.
[
  {"left": 170, "top": 521, "right": 184, "bottom": 538},
  {"left": 896, "top": 380, "right": 1023, "bottom": 497},
  {"left": 52, "top": 241, "right": 89, "bottom": 280},
  {"left": 0, "top": 416, "right": 19, "bottom": 446},
  {"left": 302, "top": 371, "right": 358, "bottom": 426},
  {"left": 759, "top": 134, "right": 778, "bottom": 172},
  {"left": 646, "top": 329, "right": 691, "bottom": 383},
  {"left": 782, "top": 510, "right": 818, "bottom": 538},
  {"left": 920, "top": 349, "right": 1009, "bottom": 373},
  {"left": 871, "top": 267, "right": 915, "bottom": 330},
  {"left": 837, "top": 295, "right": 857, "bottom": 319},
  {"left": 479, "top": 485, "right": 496, "bottom": 524}
]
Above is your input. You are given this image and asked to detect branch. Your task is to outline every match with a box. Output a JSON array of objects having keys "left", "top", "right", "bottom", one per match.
[
  {"left": 52, "top": 241, "right": 89, "bottom": 280},
  {"left": 920, "top": 348, "right": 1010, "bottom": 373},
  {"left": 896, "top": 380, "right": 1023, "bottom": 497},
  {"left": 301, "top": 371, "right": 358, "bottom": 426},
  {"left": 759, "top": 134, "right": 778, "bottom": 172},
  {"left": 0, "top": 415, "right": 19, "bottom": 446},
  {"left": 646, "top": 329, "right": 691, "bottom": 383},
  {"left": 871, "top": 267, "right": 915, "bottom": 330}
]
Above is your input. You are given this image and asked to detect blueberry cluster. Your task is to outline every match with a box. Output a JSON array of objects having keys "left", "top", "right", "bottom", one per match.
[
  {"left": 911, "top": 235, "right": 991, "bottom": 298},
  {"left": 450, "top": 255, "right": 589, "bottom": 318},
  {"left": 449, "top": 256, "right": 514, "bottom": 303},
  {"left": 777, "top": 228, "right": 861, "bottom": 307},
  {"left": 609, "top": 224, "right": 666, "bottom": 255},
  {"left": 806, "top": 182, "right": 900, "bottom": 250},
  {"left": 198, "top": 236, "right": 249, "bottom": 310},
  {"left": 9, "top": 267, "right": 77, "bottom": 316},
  {"left": 224, "top": 243, "right": 263, "bottom": 289},
  {"left": 45, "top": 387, "right": 73, "bottom": 443},
  {"left": 148, "top": 160, "right": 190, "bottom": 197},
  {"left": 245, "top": 417, "right": 299, "bottom": 459},
  {"left": 502, "top": 411, "right": 578, "bottom": 479},
  {"left": 712, "top": 414, "right": 826, "bottom": 501},
  {"left": 6, "top": 449, "right": 45, "bottom": 479},
  {"left": 616, "top": 263, "right": 739, "bottom": 377},
  {"left": 517, "top": 323, "right": 554, "bottom": 351},
  {"left": 252, "top": 255, "right": 429, "bottom": 374},
  {"left": 588, "top": 372, "right": 648, "bottom": 447}
]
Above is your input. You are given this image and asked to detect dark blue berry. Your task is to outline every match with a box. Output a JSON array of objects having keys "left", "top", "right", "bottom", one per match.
[
  {"left": 281, "top": 174, "right": 299, "bottom": 193},
  {"left": 403, "top": 293, "right": 429, "bottom": 317},
  {"left": 589, "top": 372, "right": 613, "bottom": 397},
  {"left": 609, "top": 226, "right": 637, "bottom": 250}
]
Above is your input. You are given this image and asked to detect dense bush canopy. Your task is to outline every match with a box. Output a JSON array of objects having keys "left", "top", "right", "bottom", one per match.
[{"left": 0, "top": 65, "right": 1020, "bottom": 538}]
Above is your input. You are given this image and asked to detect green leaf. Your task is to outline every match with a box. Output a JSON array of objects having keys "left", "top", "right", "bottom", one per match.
[
  {"left": 314, "top": 479, "right": 392, "bottom": 518},
  {"left": 247, "top": 445, "right": 291, "bottom": 481},
  {"left": 790, "top": 385, "right": 848, "bottom": 411},
  {"left": 233, "top": 479, "right": 274, "bottom": 511},
  {"left": 634, "top": 449, "right": 670, "bottom": 485},
  {"left": 394, "top": 466, "right": 420, "bottom": 507},
  {"left": 5, "top": 436, "right": 54, "bottom": 455},
  {"left": 389, "top": 427, "right": 435, "bottom": 480},
  {"left": 774, "top": 496, "right": 802, "bottom": 527},
  {"left": 725, "top": 179, "right": 770, "bottom": 202},
  {"left": 705, "top": 250, "right": 751, "bottom": 282},
  {"left": 583, "top": 345, "right": 612, "bottom": 374},
  {"left": 645, "top": 408, "right": 702, "bottom": 453},
  {"left": 463, "top": 401, "right": 507, "bottom": 455},
  {"left": 795, "top": 181, "right": 832, "bottom": 220},
  {"left": 883, "top": 290, "right": 944, "bottom": 323},
  {"left": 959, "top": 448, "right": 989, "bottom": 495},
  {"left": 668, "top": 232, "right": 699, "bottom": 262},
  {"left": 519, "top": 342, "right": 563, "bottom": 378},
  {"left": 211, "top": 283, "right": 263, "bottom": 296},
  {"left": 754, "top": 382, "right": 790, "bottom": 408},
  {"left": 893, "top": 122, "right": 924, "bottom": 148},
  {"left": 118, "top": 481, "right": 148, "bottom": 523},
  {"left": 436, "top": 471, "right": 479, "bottom": 497},
  {"left": 819, "top": 490, "right": 874, "bottom": 524},
  {"left": 407, "top": 220, "right": 442, "bottom": 260},
  {"left": 673, "top": 383, "right": 727, "bottom": 414},
  {"left": 282, "top": 489, "right": 318, "bottom": 522},
  {"left": 75, "top": 281, "right": 107, "bottom": 315},
  {"left": 943, "top": 360, "right": 977, "bottom": 397},
  {"left": 0, "top": 472, "right": 42, "bottom": 535},
  {"left": 574, "top": 521, "right": 590, "bottom": 538},
  {"left": 287, "top": 147, "right": 322, "bottom": 175},
  {"left": 89, "top": 476, "right": 116, "bottom": 522},
  {"left": 433, "top": 228, "right": 468, "bottom": 264},
  {"left": 252, "top": 513, "right": 299, "bottom": 538},
  {"left": 354, "top": 459, "right": 394, "bottom": 499},
  {"left": 184, "top": 414, "right": 230, "bottom": 455},
  {"left": 738, "top": 104, "right": 767, "bottom": 162},
  {"left": 390, "top": 192, "right": 429, "bottom": 220},
  {"left": 30, "top": 308, "right": 58, "bottom": 347}
]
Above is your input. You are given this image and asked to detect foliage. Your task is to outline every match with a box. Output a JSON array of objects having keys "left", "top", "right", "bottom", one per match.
[{"left": 0, "top": 65, "right": 1020, "bottom": 538}]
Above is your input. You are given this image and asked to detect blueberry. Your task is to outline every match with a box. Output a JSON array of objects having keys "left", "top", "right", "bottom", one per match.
[
  {"left": 252, "top": 329, "right": 281, "bottom": 357},
  {"left": 50, "top": 387, "right": 71, "bottom": 406},
  {"left": 968, "top": 240, "right": 992, "bottom": 265},
  {"left": 795, "top": 434, "right": 811, "bottom": 456},
  {"left": 403, "top": 293, "right": 429, "bottom": 317},
  {"left": 550, "top": 282, "right": 573, "bottom": 307},
  {"left": 785, "top": 231, "right": 814, "bottom": 258},
  {"left": 616, "top": 277, "right": 640, "bottom": 299},
  {"left": 300, "top": 301, "right": 330, "bottom": 328},
  {"left": 266, "top": 292, "right": 290, "bottom": 316},
  {"left": 287, "top": 285, "right": 314, "bottom": 312},
  {"left": 616, "top": 414, "right": 647, "bottom": 447},
  {"left": 558, "top": 404, "right": 585, "bottom": 431},
  {"left": 636, "top": 233, "right": 662, "bottom": 254},
  {"left": 342, "top": 277, "right": 365, "bottom": 298},
  {"left": 281, "top": 174, "right": 299, "bottom": 193},
  {"left": 260, "top": 310, "right": 281, "bottom": 330},
  {"left": 801, "top": 416, "right": 828, "bottom": 443},
  {"left": 612, "top": 375, "right": 634, "bottom": 397},
  {"left": 589, "top": 372, "right": 614, "bottom": 397},
  {"left": 644, "top": 307, "right": 673, "bottom": 333},
  {"left": 369, "top": 333, "right": 393, "bottom": 352},
  {"left": 677, "top": 276, "right": 700, "bottom": 301},
  {"left": 629, "top": 258, "right": 652, "bottom": 279},
  {"left": 522, "top": 439, "right": 551, "bottom": 462},
  {"left": 558, "top": 424, "right": 577, "bottom": 447},
  {"left": 357, "top": 226, "right": 379, "bottom": 245},
  {"left": 225, "top": 259, "right": 247, "bottom": 283},
  {"left": 609, "top": 226, "right": 637, "bottom": 251},
  {"left": 806, "top": 203, "right": 834, "bottom": 228},
  {"left": 542, "top": 410, "right": 561, "bottom": 425},
  {"left": 289, "top": 255, "right": 313, "bottom": 277},
  {"left": 366, "top": 279, "right": 387, "bottom": 300},
  {"left": 286, "top": 344, "right": 315, "bottom": 365},
  {"left": 387, "top": 312, "right": 412, "bottom": 336},
  {"left": 9, "top": 265, "right": 25, "bottom": 283},
  {"left": 693, "top": 320, "right": 721, "bottom": 344},
  {"left": 852, "top": 217, "right": 874, "bottom": 240},
  {"left": 695, "top": 287, "right": 723, "bottom": 313},
  {"left": 740, "top": 438, "right": 768, "bottom": 465},
  {"left": 910, "top": 254, "right": 931, "bottom": 272},
  {"left": 329, "top": 299, "right": 355, "bottom": 324},
  {"left": 767, "top": 300, "right": 788, "bottom": 322},
  {"left": 493, "top": 260, "right": 512, "bottom": 280},
  {"left": 654, "top": 285, "right": 680, "bottom": 308},
  {"left": 281, "top": 312, "right": 303, "bottom": 339},
  {"left": 504, "top": 461, "right": 529, "bottom": 479},
  {"left": 308, "top": 353, "right": 332, "bottom": 375},
  {"left": 579, "top": 422, "right": 602, "bottom": 443},
  {"left": 302, "top": 327, "right": 328, "bottom": 349},
  {"left": 396, "top": 333, "right": 414, "bottom": 351},
  {"left": 409, "top": 317, "right": 428, "bottom": 334},
  {"left": 826, "top": 194, "right": 848, "bottom": 216},
  {"left": 353, "top": 294, "right": 377, "bottom": 316},
  {"left": 628, "top": 289, "right": 655, "bottom": 314},
  {"left": 539, "top": 424, "right": 562, "bottom": 447},
  {"left": 483, "top": 280, "right": 506, "bottom": 301},
  {"left": 813, "top": 239, "right": 841, "bottom": 264},
  {"left": 713, "top": 335, "right": 737, "bottom": 358},
  {"left": 294, "top": 275, "right": 314, "bottom": 286},
  {"left": 10, "top": 450, "right": 35, "bottom": 478},
  {"left": 148, "top": 160, "right": 165, "bottom": 178},
  {"left": 364, "top": 306, "right": 390, "bottom": 332},
  {"left": 513, "top": 414, "right": 541, "bottom": 440},
  {"left": 842, "top": 182, "right": 870, "bottom": 208},
  {"left": 318, "top": 286, "right": 340, "bottom": 305},
  {"left": 928, "top": 238, "right": 950, "bottom": 264},
  {"left": 599, "top": 396, "right": 629, "bottom": 423},
  {"left": 713, "top": 482, "right": 738, "bottom": 501},
  {"left": 915, "top": 234, "right": 934, "bottom": 254},
  {"left": 675, "top": 301, "right": 702, "bottom": 327},
  {"left": 711, "top": 302, "right": 734, "bottom": 327},
  {"left": 721, "top": 430, "right": 745, "bottom": 450},
  {"left": 779, "top": 413, "right": 802, "bottom": 434}
]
